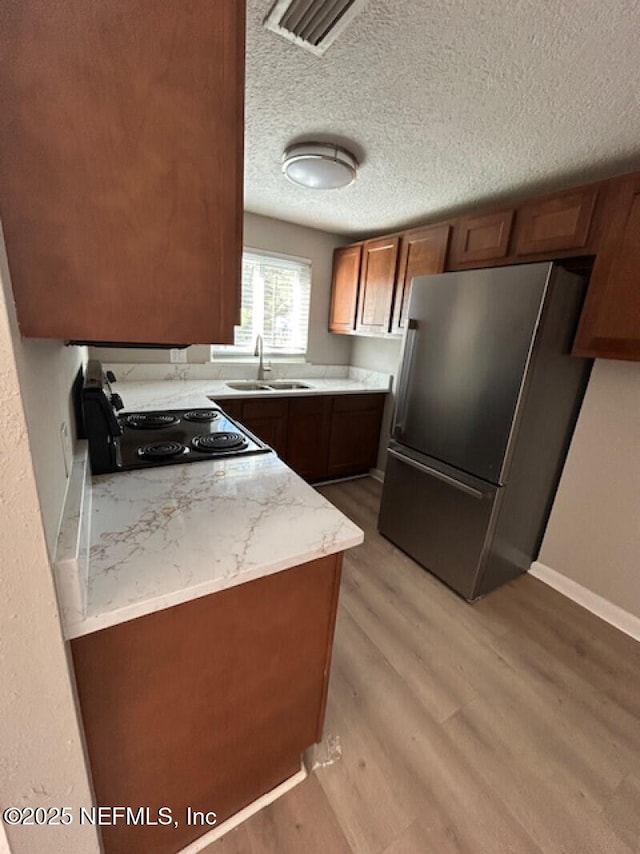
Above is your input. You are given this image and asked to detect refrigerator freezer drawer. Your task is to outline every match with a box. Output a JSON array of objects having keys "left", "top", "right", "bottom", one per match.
[{"left": 378, "top": 449, "right": 499, "bottom": 600}]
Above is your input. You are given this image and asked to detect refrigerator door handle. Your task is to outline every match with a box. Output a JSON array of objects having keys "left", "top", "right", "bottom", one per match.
[
  {"left": 393, "top": 318, "right": 418, "bottom": 439},
  {"left": 387, "top": 448, "right": 486, "bottom": 500}
]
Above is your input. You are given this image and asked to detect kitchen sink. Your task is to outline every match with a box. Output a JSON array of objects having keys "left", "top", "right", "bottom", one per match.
[
  {"left": 266, "top": 381, "right": 311, "bottom": 390},
  {"left": 226, "top": 381, "right": 272, "bottom": 391},
  {"left": 225, "top": 380, "right": 312, "bottom": 391}
]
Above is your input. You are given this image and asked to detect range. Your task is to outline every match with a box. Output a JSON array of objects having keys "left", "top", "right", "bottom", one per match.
[{"left": 81, "top": 361, "right": 271, "bottom": 474}]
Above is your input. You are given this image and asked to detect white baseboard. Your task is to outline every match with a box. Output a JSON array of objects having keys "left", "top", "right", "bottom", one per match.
[
  {"left": 529, "top": 561, "right": 640, "bottom": 643},
  {"left": 369, "top": 468, "right": 385, "bottom": 483},
  {"left": 177, "top": 763, "right": 307, "bottom": 853}
]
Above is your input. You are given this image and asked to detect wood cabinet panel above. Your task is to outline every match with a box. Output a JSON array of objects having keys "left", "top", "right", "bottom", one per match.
[
  {"left": 356, "top": 236, "right": 400, "bottom": 334},
  {"left": 573, "top": 174, "right": 640, "bottom": 360},
  {"left": 513, "top": 185, "right": 600, "bottom": 256},
  {"left": 329, "top": 244, "right": 362, "bottom": 333},
  {"left": 327, "top": 169, "right": 640, "bottom": 359},
  {"left": 450, "top": 210, "right": 514, "bottom": 266},
  {"left": 392, "top": 224, "right": 451, "bottom": 333},
  {"left": 0, "top": 0, "right": 244, "bottom": 344}
]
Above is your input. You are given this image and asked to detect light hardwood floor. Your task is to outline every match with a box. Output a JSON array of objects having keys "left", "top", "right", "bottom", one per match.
[{"left": 211, "top": 477, "right": 640, "bottom": 853}]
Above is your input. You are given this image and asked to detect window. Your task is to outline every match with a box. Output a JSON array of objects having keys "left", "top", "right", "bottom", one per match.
[{"left": 214, "top": 249, "right": 311, "bottom": 356}]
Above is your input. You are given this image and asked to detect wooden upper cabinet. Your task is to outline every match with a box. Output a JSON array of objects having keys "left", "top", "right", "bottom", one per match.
[
  {"left": 329, "top": 244, "right": 362, "bottom": 334},
  {"left": 450, "top": 210, "right": 515, "bottom": 266},
  {"left": 573, "top": 174, "right": 640, "bottom": 360},
  {"left": 356, "top": 236, "right": 400, "bottom": 333},
  {"left": 513, "top": 185, "right": 599, "bottom": 256},
  {"left": 392, "top": 224, "right": 450, "bottom": 333},
  {"left": 0, "top": 0, "right": 244, "bottom": 344}
]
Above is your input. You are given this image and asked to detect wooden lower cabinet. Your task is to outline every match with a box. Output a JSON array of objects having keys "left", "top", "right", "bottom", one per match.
[
  {"left": 327, "top": 394, "right": 386, "bottom": 478},
  {"left": 286, "top": 396, "right": 332, "bottom": 481},
  {"left": 222, "top": 397, "right": 288, "bottom": 458},
  {"left": 71, "top": 554, "right": 343, "bottom": 854},
  {"left": 217, "top": 393, "right": 386, "bottom": 482}
]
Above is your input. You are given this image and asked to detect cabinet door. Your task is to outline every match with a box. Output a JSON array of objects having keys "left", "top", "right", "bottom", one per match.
[
  {"left": 238, "top": 398, "right": 289, "bottom": 457},
  {"left": 573, "top": 174, "right": 640, "bottom": 360},
  {"left": 450, "top": 210, "right": 514, "bottom": 266},
  {"left": 356, "top": 237, "right": 400, "bottom": 334},
  {"left": 286, "top": 397, "right": 332, "bottom": 481},
  {"left": 513, "top": 185, "right": 599, "bottom": 255},
  {"left": 327, "top": 394, "right": 386, "bottom": 478},
  {"left": 71, "top": 554, "right": 343, "bottom": 854},
  {"left": 329, "top": 244, "right": 362, "bottom": 333},
  {"left": 0, "top": 0, "right": 244, "bottom": 344},
  {"left": 392, "top": 224, "right": 451, "bottom": 333}
]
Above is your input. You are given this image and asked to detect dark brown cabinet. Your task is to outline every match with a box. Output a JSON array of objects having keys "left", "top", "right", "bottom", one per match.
[
  {"left": 223, "top": 397, "right": 288, "bottom": 458},
  {"left": 216, "top": 393, "right": 386, "bottom": 481},
  {"left": 71, "top": 553, "right": 343, "bottom": 854},
  {"left": 328, "top": 244, "right": 362, "bottom": 333},
  {"left": 573, "top": 174, "right": 640, "bottom": 360},
  {"left": 513, "top": 185, "right": 600, "bottom": 256},
  {"left": 327, "top": 394, "right": 386, "bottom": 479},
  {"left": 0, "top": 0, "right": 244, "bottom": 344},
  {"left": 450, "top": 209, "right": 515, "bottom": 267},
  {"left": 392, "top": 224, "right": 451, "bottom": 333},
  {"left": 286, "top": 396, "right": 332, "bottom": 481},
  {"left": 356, "top": 236, "right": 400, "bottom": 333}
]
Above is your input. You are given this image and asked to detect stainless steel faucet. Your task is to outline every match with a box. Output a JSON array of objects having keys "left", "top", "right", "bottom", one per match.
[{"left": 254, "top": 334, "right": 271, "bottom": 381}]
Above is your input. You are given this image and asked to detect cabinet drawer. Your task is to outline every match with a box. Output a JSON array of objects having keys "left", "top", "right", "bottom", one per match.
[
  {"left": 288, "top": 396, "right": 330, "bottom": 416},
  {"left": 514, "top": 186, "right": 599, "bottom": 255},
  {"left": 450, "top": 210, "right": 514, "bottom": 265},
  {"left": 241, "top": 398, "right": 288, "bottom": 419},
  {"left": 332, "top": 393, "right": 386, "bottom": 413}
]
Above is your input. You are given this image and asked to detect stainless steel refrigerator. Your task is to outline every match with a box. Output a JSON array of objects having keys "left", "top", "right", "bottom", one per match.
[{"left": 378, "top": 261, "right": 592, "bottom": 600}]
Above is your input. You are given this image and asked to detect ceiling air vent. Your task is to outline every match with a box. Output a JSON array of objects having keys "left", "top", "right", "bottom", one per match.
[{"left": 264, "top": 0, "right": 370, "bottom": 56}]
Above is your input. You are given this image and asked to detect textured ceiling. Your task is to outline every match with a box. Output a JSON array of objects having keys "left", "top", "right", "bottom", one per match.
[{"left": 244, "top": 0, "right": 640, "bottom": 237}]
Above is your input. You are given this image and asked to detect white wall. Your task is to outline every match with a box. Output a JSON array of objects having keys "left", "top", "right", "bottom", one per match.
[
  {"left": 94, "top": 212, "right": 353, "bottom": 367},
  {"left": 11, "top": 339, "right": 84, "bottom": 556},
  {"left": 243, "top": 212, "right": 351, "bottom": 365},
  {"left": 539, "top": 359, "right": 640, "bottom": 619},
  {"left": 350, "top": 336, "right": 402, "bottom": 470},
  {"left": 0, "top": 232, "right": 100, "bottom": 853}
]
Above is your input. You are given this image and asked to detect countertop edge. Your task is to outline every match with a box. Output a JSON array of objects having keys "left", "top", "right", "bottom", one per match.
[{"left": 64, "top": 529, "right": 363, "bottom": 640}]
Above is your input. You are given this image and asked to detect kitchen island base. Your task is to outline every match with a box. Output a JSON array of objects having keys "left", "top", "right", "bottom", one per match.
[{"left": 70, "top": 553, "right": 342, "bottom": 854}]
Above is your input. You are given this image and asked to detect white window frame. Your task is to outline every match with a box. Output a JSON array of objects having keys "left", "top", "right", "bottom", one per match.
[{"left": 212, "top": 247, "right": 312, "bottom": 361}]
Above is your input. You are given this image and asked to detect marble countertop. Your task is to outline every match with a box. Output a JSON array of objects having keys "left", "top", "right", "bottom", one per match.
[
  {"left": 108, "top": 365, "right": 391, "bottom": 412},
  {"left": 54, "top": 370, "right": 376, "bottom": 639}
]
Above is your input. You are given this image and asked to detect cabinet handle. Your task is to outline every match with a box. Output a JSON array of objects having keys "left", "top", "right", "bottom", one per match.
[{"left": 393, "top": 318, "right": 418, "bottom": 439}]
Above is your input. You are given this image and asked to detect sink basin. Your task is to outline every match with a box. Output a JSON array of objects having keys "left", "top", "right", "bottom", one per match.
[
  {"left": 226, "top": 381, "right": 272, "bottom": 391},
  {"left": 224, "top": 380, "right": 312, "bottom": 392},
  {"left": 266, "top": 381, "right": 311, "bottom": 390}
]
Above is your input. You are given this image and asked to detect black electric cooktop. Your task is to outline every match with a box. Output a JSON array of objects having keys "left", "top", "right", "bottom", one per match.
[{"left": 116, "top": 407, "right": 271, "bottom": 470}]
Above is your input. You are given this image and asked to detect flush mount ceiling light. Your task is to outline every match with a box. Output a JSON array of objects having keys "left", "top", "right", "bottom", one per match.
[{"left": 282, "top": 142, "right": 358, "bottom": 190}]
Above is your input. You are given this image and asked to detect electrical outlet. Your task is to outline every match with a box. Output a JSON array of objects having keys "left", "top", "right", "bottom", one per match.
[
  {"left": 60, "top": 422, "right": 73, "bottom": 478},
  {"left": 170, "top": 348, "right": 187, "bottom": 364}
]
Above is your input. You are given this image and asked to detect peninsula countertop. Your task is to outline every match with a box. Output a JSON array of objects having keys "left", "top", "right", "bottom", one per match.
[{"left": 54, "top": 371, "right": 378, "bottom": 640}]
